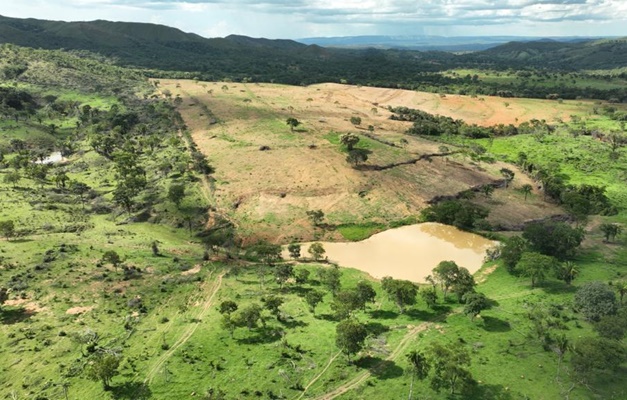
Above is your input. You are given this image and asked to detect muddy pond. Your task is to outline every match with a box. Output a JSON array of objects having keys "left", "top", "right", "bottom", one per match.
[{"left": 288, "top": 223, "right": 497, "bottom": 283}]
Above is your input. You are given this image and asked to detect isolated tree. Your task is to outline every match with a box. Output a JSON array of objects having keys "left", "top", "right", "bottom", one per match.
[
  {"left": 274, "top": 264, "right": 294, "bottom": 289},
  {"left": 218, "top": 300, "right": 238, "bottom": 316},
  {"left": 420, "top": 287, "right": 438, "bottom": 310},
  {"left": 0, "top": 220, "right": 15, "bottom": 241},
  {"left": 221, "top": 314, "right": 237, "bottom": 338},
  {"left": 335, "top": 318, "right": 368, "bottom": 363},
  {"left": 521, "top": 183, "right": 533, "bottom": 201},
  {"left": 167, "top": 184, "right": 185, "bottom": 209},
  {"left": 287, "top": 243, "right": 301, "bottom": 259},
  {"left": 69, "top": 181, "right": 90, "bottom": 209},
  {"left": 428, "top": 342, "right": 475, "bottom": 395},
  {"left": 349, "top": 116, "right": 362, "bottom": 126},
  {"left": 552, "top": 334, "right": 570, "bottom": 380},
  {"left": 405, "top": 350, "right": 430, "bottom": 400},
  {"left": 295, "top": 268, "right": 310, "bottom": 284},
  {"left": 346, "top": 149, "right": 368, "bottom": 166},
  {"left": 101, "top": 250, "right": 122, "bottom": 272},
  {"left": 381, "top": 277, "right": 418, "bottom": 314},
  {"left": 3, "top": 171, "right": 20, "bottom": 188},
  {"left": 499, "top": 168, "right": 515, "bottom": 188},
  {"left": 571, "top": 337, "right": 626, "bottom": 378},
  {"left": 236, "top": 304, "right": 263, "bottom": 330},
  {"left": 85, "top": 353, "right": 121, "bottom": 390},
  {"left": 615, "top": 281, "right": 627, "bottom": 305},
  {"left": 355, "top": 281, "right": 377, "bottom": 311},
  {"left": 339, "top": 133, "right": 360, "bottom": 151},
  {"left": 262, "top": 295, "right": 284, "bottom": 319},
  {"left": 305, "top": 290, "right": 324, "bottom": 315},
  {"left": 433, "top": 261, "right": 459, "bottom": 300},
  {"left": 332, "top": 290, "right": 363, "bottom": 319},
  {"left": 600, "top": 223, "right": 622, "bottom": 243},
  {"left": 594, "top": 312, "right": 627, "bottom": 341},
  {"left": 286, "top": 117, "right": 300, "bottom": 132},
  {"left": 575, "top": 281, "right": 617, "bottom": 321},
  {"left": 515, "top": 252, "right": 557, "bottom": 288},
  {"left": 306, "top": 209, "right": 325, "bottom": 227},
  {"left": 462, "top": 292, "right": 488, "bottom": 320},
  {"left": 308, "top": 242, "right": 326, "bottom": 261},
  {"left": 54, "top": 170, "right": 69, "bottom": 188},
  {"left": 318, "top": 265, "right": 341, "bottom": 294}
]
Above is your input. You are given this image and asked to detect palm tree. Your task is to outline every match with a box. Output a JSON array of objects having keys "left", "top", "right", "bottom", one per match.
[
  {"left": 521, "top": 184, "right": 533, "bottom": 201},
  {"left": 405, "top": 350, "right": 430, "bottom": 400},
  {"left": 615, "top": 281, "right": 627, "bottom": 305},
  {"left": 556, "top": 261, "right": 578, "bottom": 285}
]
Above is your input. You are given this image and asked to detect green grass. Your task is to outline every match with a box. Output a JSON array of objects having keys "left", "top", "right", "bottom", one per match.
[{"left": 336, "top": 222, "right": 387, "bottom": 241}]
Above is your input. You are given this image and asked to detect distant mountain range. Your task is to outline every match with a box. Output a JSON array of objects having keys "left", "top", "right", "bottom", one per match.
[
  {"left": 296, "top": 35, "right": 607, "bottom": 52},
  {"left": 0, "top": 15, "right": 625, "bottom": 85}
]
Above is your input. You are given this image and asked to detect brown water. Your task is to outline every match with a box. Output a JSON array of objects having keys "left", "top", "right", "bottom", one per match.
[{"left": 291, "top": 223, "right": 496, "bottom": 283}]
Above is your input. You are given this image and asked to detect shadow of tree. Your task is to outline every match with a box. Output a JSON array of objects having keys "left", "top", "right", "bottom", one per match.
[
  {"left": 481, "top": 316, "right": 511, "bottom": 332},
  {"left": 542, "top": 280, "right": 577, "bottom": 295},
  {"left": 405, "top": 308, "right": 437, "bottom": 320},
  {"left": 110, "top": 381, "right": 152, "bottom": 400},
  {"left": 0, "top": 307, "right": 34, "bottom": 324},
  {"left": 355, "top": 356, "right": 404, "bottom": 380},
  {"left": 365, "top": 321, "right": 390, "bottom": 336},
  {"left": 468, "top": 383, "right": 514, "bottom": 400},
  {"left": 236, "top": 326, "right": 283, "bottom": 345}
]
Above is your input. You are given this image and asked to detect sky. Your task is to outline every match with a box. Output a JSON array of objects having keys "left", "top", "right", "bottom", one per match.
[{"left": 1, "top": 0, "right": 626, "bottom": 39}]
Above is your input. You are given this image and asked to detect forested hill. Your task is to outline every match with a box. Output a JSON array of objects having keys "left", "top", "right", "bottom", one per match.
[{"left": 0, "top": 15, "right": 625, "bottom": 85}]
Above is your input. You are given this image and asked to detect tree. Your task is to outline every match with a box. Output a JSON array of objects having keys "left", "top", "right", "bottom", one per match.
[
  {"left": 462, "top": 292, "right": 488, "bottom": 320},
  {"left": 262, "top": 295, "right": 284, "bottom": 319},
  {"left": 308, "top": 242, "right": 326, "bottom": 261},
  {"left": 432, "top": 261, "right": 459, "bottom": 300},
  {"left": 499, "top": 168, "right": 515, "bottom": 188},
  {"left": 218, "top": 300, "right": 238, "bottom": 316},
  {"left": 355, "top": 281, "right": 377, "bottom": 311},
  {"left": 221, "top": 314, "right": 237, "bottom": 338},
  {"left": 428, "top": 342, "right": 475, "bottom": 395},
  {"left": 305, "top": 290, "right": 324, "bottom": 315},
  {"left": 555, "top": 261, "right": 578, "bottom": 285},
  {"left": 500, "top": 236, "right": 527, "bottom": 274},
  {"left": 574, "top": 281, "right": 618, "bottom": 321},
  {"left": 318, "top": 265, "right": 341, "bottom": 294},
  {"left": 615, "top": 281, "right": 627, "bottom": 305},
  {"left": 287, "top": 243, "right": 301, "bottom": 259},
  {"left": 306, "top": 209, "right": 325, "bottom": 227},
  {"left": 571, "top": 337, "right": 626, "bottom": 378},
  {"left": 594, "top": 311, "right": 627, "bottom": 340},
  {"left": 332, "top": 290, "right": 363, "bottom": 319},
  {"left": 286, "top": 117, "right": 300, "bottom": 132},
  {"left": 102, "top": 250, "right": 122, "bottom": 271},
  {"left": 552, "top": 334, "right": 569, "bottom": 380},
  {"left": 381, "top": 277, "right": 418, "bottom": 313},
  {"left": 335, "top": 318, "right": 368, "bottom": 362},
  {"left": 405, "top": 350, "right": 430, "bottom": 400},
  {"left": 236, "top": 304, "right": 263, "bottom": 330},
  {"left": 3, "top": 171, "right": 20, "bottom": 188},
  {"left": 420, "top": 287, "right": 438, "bottom": 310},
  {"left": 69, "top": 181, "right": 90, "bottom": 209},
  {"left": 349, "top": 116, "right": 362, "bottom": 126},
  {"left": 521, "top": 183, "right": 533, "bottom": 201},
  {"left": 600, "top": 223, "right": 622, "bottom": 243},
  {"left": 295, "top": 269, "right": 310, "bottom": 284},
  {"left": 523, "top": 221, "right": 584, "bottom": 260},
  {"left": 339, "top": 133, "right": 360, "bottom": 151},
  {"left": 274, "top": 264, "right": 294, "bottom": 289},
  {"left": 451, "top": 267, "right": 476, "bottom": 302},
  {"left": 84, "top": 353, "right": 121, "bottom": 390},
  {"left": 167, "top": 184, "right": 185, "bottom": 209},
  {"left": 54, "top": 170, "right": 69, "bottom": 188},
  {"left": 0, "top": 220, "right": 15, "bottom": 241},
  {"left": 480, "top": 184, "right": 495, "bottom": 198},
  {"left": 515, "top": 252, "right": 557, "bottom": 288}
]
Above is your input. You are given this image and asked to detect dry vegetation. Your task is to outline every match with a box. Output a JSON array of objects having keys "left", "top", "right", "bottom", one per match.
[{"left": 161, "top": 80, "right": 567, "bottom": 242}]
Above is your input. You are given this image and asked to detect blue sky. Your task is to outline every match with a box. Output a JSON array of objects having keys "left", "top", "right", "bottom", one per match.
[{"left": 1, "top": 1, "right": 626, "bottom": 39}]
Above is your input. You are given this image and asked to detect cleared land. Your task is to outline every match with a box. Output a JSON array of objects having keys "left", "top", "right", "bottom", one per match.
[{"left": 160, "top": 80, "right": 571, "bottom": 243}]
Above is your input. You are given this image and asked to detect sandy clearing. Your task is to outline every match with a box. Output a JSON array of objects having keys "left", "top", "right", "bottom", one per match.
[{"left": 66, "top": 306, "right": 95, "bottom": 315}]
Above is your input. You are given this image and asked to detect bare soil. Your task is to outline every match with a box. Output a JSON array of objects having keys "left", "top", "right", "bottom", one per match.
[{"left": 160, "top": 80, "right": 568, "bottom": 243}]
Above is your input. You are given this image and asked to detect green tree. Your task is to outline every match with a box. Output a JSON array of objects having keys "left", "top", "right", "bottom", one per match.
[
  {"left": 84, "top": 353, "right": 121, "bottom": 390},
  {"left": 480, "top": 184, "right": 495, "bottom": 198},
  {"left": 521, "top": 183, "right": 533, "bottom": 201},
  {"left": 615, "top": 281, "right": 627, "bottom": 305},
  {"left": 221, "top": 314, "right": 237, "bottom": 338},
  {"left": 286, "top": 117, "right": 300, "bottom": 132},
  {"left": 462, "top": 292, "right": 488, "bottom": 320},
  {"left": 102, "top": 250, "right": 122, "bottom": 272},
  {"left": 499, "top": 168, "right": 515, "bottom": 188},
  {"left": 420, "top": 287, "right": 438, "bottom": 310},
  {"left": 261, "top": 295, "right": 284, "bottom": 319},
  {"left": 599, "top": 223, "right": 622, "bottom": 243},
  {"left": 575, "top": 281, "right": 617, "bottom": 321},
  {"left": 451, "top": 267, "right": 476, "bottom": 302},
  {"left": 346, "top": 149, "right": 368, "bottom": 166},
  {"left": 308, "top": 242, "right": 326, "bottom": 261},
  {"left": 515, "top": 252, "right": 557, "bottom": 288},
  {"left": 305, "top": 290, "right": 324, "bottom": 315},
  {"left": 287, "top": 243, "right": 301, "bottom": 259},
  {"left": 571, "top": 337, "right": 626, "bottom": 379},
  {"left": 235, "top": 304, "right": 263, "bottom": 330},
  {"left": 500, "top": 236, "right": 527, "bottom": 274},
  {"left": 381, "top": 277, "right": 418, "bottom": 313},
  {"left": 594, "top": 311, "right": 627, "bottom": 341},
  {"left": 54, "top": 170, "right": 69, "bottom": 188},
  {"left": 306, "top": 209, "right": 325, "bottom": 227},
  {"left": 428, "top": 342, "right": 475, "bottom": 395},
  {"left": 0, "top": 287, "right": 8, "bottom": 310},
  {"left": 218, "top": 300, "right": 238, "bottom": 316},
  {"left": 3, "top": 171, "right": 20, "bottom": 188},
  {"left": 523, "top": 221, "right": 584, "bottom": 260},
  {"left": 318, "top": 266, "right": 341, "bottom": 295},
  {"left": 555, "top": 261, "right": 578, "bottom": 285},
  {"left": 274, "top": 264, "right": 294, "bottom": 289},
  {"left": 0, "top": 220, "right": 16, "bottom": 241},
  {"left": 295, "top": 269, "right": 310, "bottom": 284},
  {"left": 69, "top": 181, "right": 90, "bottom": 209},
  {"left": 335, "top": 318, "right": 368, "bottom": 363},
  {"left": 332, "top": 290, "right": 363, "bottom": 319},
  {"left": 167, "top": 184, "right": 186, "bottom": 209},
  {"left": 349, "top": 116, "right": 362, "bottom": 126},
  {"left": 355, "top": 281, "right": 377, "bottom": 311},
  {"left": 406, "top": 350, "right": 430, "bottom": 400},
  {"left": 432, "top": 261, "right": 459, "bottom": 300},
  {"left": 339, "top": 133, "right": 360, "bottom": 151}
]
